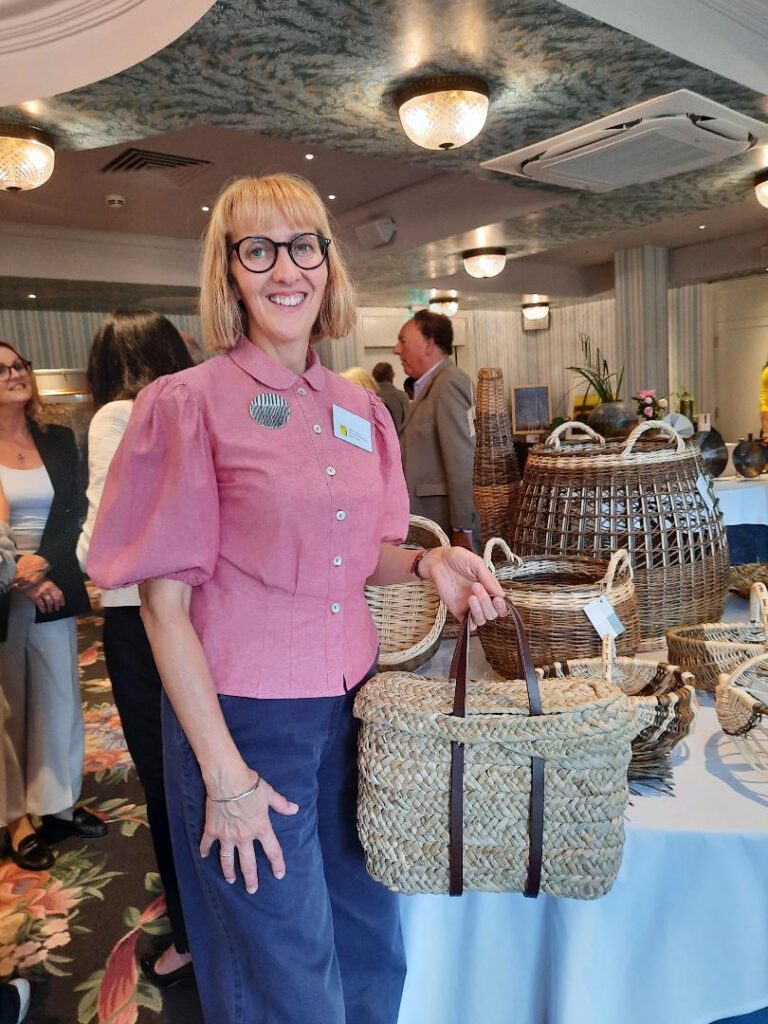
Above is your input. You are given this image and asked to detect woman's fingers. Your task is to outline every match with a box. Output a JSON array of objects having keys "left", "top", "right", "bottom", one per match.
[
  {"left": 237, "top": 841, "right": 260, "bottom": 893},
  {"left": 220, "top": 846, "right": 238, "bottom": 884},
  {"left": 257, "top": 826, "right": 286, "bottom": 882}
]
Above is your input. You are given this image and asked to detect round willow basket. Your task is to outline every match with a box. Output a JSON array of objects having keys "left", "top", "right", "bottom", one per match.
[
  {"left": 666, "top": 583, "right": 768, "bottom": 693},
  {"left": 478, "top": 538, "right": 640, "bottom": 676},
  {"left": 716, "top": 653, "right": 768, "bottom": 775},
  {"left": 509, "top": 420, "right": 730, "bottom": 646},
  {"left": 364, "top": 515, "right": 448, "bottom": 672},
  {"left": 405, "top": 518, "right": 462, "bottom": 640},
  {"left": 539, "top": 637, "right": 697, "bottom": 792},
  {"left": 472, "top": 367, "right": 521, "bottom": 547}
]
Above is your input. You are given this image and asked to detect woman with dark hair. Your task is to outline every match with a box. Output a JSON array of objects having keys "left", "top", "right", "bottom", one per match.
[
  {"left": 0, "top": 341, "right": 100, "bottom": 872},
  {"left": 78, "top": 310, "right": 194, "bottom": 986}
]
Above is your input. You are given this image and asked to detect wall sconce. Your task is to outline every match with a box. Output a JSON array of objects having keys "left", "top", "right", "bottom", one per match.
[
  {"left": 462, "top": 246, "right": 506, "bottom": 278},
  {"left": 522, "top": 302, "right": 550, "bottom": 331},
  {"left": 755, "top": 169, "right": 768, "bottom": 209},
  {"left": 394, "top": 75, "right": 490, "bottom": 151},
  {"left": 429, "top": 292, "right": 460, "bottom": 317},
  {"left": 0, "top": 124, "right": 55, "bottom": 191}
]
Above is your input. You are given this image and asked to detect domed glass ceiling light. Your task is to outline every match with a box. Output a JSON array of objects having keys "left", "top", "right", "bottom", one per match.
[
  {"left": 0, "top": 124, "right": 55, "bottom": 191},
  {"left": 428, "top": 290, "right": 460, "bottom": 317},
  {"left": 395, "top": 75, "right": 490, "bottom": 151},
  {"left": 462, "top": 246, "right": 506, "bottom": 278},
  {"left": 755, "top": 169, "right": 768, "bottom": 209}
]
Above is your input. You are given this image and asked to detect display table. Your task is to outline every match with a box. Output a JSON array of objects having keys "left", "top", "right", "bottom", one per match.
[
  {"left": 396, "top": 632, "right": 768, "bottom": 1024},
  {"left": 713, "top": 477, "right": 768, "bottom": 565}
]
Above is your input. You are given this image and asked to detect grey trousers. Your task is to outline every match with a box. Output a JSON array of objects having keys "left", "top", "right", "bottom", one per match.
[{"left": 0, "top": 592, "right": 83, "bottom": 822}]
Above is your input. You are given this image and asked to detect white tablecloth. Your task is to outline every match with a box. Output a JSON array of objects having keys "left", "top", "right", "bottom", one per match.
[
  {"left": 396, "top": 636, "right": 768, "bottom": 1024},
  {"left": 713, "top": 476, "right": 768, "bottom": 526}
]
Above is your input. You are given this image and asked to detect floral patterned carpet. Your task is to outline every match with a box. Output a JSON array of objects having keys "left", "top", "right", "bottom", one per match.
[{"left": 2, "top": 605, "right": 204, "bottom": 1024}]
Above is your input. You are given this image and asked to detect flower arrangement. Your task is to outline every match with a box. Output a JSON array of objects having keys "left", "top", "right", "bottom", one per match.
[
  {"left": 567, "top": 332, "right": 624, "bottom": 403},
  {"left": 633, "top": 390, "right": 668, "bottom": 420}
]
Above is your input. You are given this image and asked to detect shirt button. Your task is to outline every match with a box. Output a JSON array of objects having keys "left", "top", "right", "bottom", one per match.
[
  {"left": 297, "top": 386, "right": 307, "bottom": 396},
  {"left": 326, "top": 466, "right": 336, "bottom": 476},
  {"left": 336, "top": 510, "right": 346, "bottom": 521},
  {"left": 330, "top": 602, "right": 341, "bottom": 613},
  {"left": 313, "top": 424, "right": 322, "bottom": 434},
  {"left": 333, "top": 556, "right": 343, "bottom": 566}
]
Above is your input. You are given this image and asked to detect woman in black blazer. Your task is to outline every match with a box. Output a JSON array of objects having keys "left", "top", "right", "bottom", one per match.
[{"left": 0, "top": 341, "right": 106, "bottom": 871}]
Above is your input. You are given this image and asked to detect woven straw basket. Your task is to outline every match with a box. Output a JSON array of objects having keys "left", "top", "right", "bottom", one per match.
[
  {"left": 479, "top": 538, "right": 640, "bottom": 676},
  {"left": 355, "top": 605, "right": 636, "bottom": 899},
  {"left": 540, "top": 637, "right": 697, "bottom": 791},
  {"left": 716, "top": 654, "right": 768, "bottom": 774},
  {"left": 509, "top": 420, "right": 730, "bottom": 646},
  {"left": 472, "top": 367, "right": 521, "bottom": 547},
  {"left": 666, "top": 583, "right": 768, "bottom": 693},
  {"left": 364, "top": 515, "right": 447, "bottom": 672},
  {"left": 730, "top": 562, "right": 768, "bottom": 599}
]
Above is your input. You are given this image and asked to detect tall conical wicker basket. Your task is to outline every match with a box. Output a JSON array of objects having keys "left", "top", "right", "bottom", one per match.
[
  {"left": 472, "top": 367, "right": 521, "bottom": 547},
  {"left": 509, "top": 420, "right": 730, "bottom": 645}
]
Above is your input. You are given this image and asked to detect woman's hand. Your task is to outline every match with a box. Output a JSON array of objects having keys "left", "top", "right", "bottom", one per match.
[
  {"left": 13, "top": 553, "right": 50, "bottom": 591},
  {"left": 200, "top": 770, "right": 299, "bottom": 894},
  {"left": 24, "top": 578, "right": 65, "bottom": 613},
  {"left": 420, "top": 546, "right": 507, "bottom": 629}
]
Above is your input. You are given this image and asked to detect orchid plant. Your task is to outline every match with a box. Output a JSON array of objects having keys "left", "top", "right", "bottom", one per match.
[{"left": 567, "top": 332, "right": 625, "bottom": 403}]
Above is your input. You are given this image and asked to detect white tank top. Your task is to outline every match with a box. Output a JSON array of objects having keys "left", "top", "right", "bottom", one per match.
[{"left": 0, "top": 464, "right": 54, "bottom": 553}]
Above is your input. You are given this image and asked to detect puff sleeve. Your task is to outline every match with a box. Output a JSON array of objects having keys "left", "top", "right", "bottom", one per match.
[
  {"left": 369, "top": 391, "right": 410, "bottom": 545},
  {"left": 87, "top": 376, "right": 219, "bottom": 589}
]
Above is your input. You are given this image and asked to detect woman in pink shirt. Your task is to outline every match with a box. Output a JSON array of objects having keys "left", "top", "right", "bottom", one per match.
[{"left": 87, "top": 173, "right": 506, "bottom": 1024}]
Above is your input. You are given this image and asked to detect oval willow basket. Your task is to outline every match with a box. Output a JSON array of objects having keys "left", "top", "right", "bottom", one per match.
[
  {"left": 666, "top": 583, "right": 768, "bottom": 693},
  {"left": 479, "top": 538, "right": 640, "bottom": 677},
  {"left": 716, "top": 653, "right": 768, "bottom": 775},
  {"left": 364, "top": 514, "right": 448, "bottom": 672}
]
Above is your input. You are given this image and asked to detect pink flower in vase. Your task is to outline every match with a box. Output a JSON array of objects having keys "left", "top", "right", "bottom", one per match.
[
  {"left": 636, "top": 389, "right": 656, "bottom": 400},
  {"left": 643, "top": 406, "right": 654, "bottom": 418}
]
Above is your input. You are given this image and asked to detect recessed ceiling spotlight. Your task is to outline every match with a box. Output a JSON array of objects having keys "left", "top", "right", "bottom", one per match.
[
  {"left": 305, "top": 153, "right": 314, "bottom": 160},
  {"left": 27, "top": 293, "right": 36, "bottom": 299},
  {"left": 327, "top": 194, "right": 336, "bottom": 200},
  {"left": 201, "top": 205, "right": 209, "bottom": 212},
  {"left": 698, "top": 224, "right": 706, "bottom": 230}
]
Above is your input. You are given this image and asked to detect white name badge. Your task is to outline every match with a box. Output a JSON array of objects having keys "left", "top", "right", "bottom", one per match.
[{"left": 333, "top": 404, "right": 373, "bottom": 452}]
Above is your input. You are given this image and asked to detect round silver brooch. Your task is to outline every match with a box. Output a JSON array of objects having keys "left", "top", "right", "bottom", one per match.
[{"left": 249, "top": 392, "right": 291, "bottom": 429}]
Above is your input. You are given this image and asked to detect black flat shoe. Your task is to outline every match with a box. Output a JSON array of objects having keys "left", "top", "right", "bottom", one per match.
[
  {"left": 9, "top": 832, "right": 54, "bottom": 871},
  {"left": 140, "top": 950, "right": 195, "bottom": 989},
  {"left": 40, "top": 807, "right": 109, "bottom": 842}
]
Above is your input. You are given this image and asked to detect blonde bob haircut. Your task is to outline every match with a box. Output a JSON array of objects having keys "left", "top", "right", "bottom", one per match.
[
  {"left": 0, "top": 340, "right": 46, "bottom": 428},
  {"left": 200, "top": 174, "right": 356, "bottom": 352}
]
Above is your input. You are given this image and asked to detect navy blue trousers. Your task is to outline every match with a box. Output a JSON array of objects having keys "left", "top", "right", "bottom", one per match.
[{"left": 162, "top": 681, "right": 406, "bottom": 1024}]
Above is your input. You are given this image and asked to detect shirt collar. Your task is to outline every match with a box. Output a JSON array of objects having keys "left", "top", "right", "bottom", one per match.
[
  {"left": 413, "top": 357, "right": 448, "bottom": 397},
  {"left": 227, "top": 336, "right": 326, "bottom": 391}
]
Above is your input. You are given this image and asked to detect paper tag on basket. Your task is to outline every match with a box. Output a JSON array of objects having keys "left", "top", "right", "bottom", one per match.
[
  {"left": 696, "top": 473, "right": 716, "bottom": 512},
  {"left": 467, "top": 405, "right": 476, "bottom": 438},
  {"left": 584, "top": 596, "right": 625, "bottom": 639}
]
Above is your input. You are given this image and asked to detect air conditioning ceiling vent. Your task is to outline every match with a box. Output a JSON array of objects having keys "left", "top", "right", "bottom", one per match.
[
  {"left": 100, "top": 147, "right": 212, "bottom": 187},
  {"left": 482, "top": 90, "right": 768, "bottom": 192}
]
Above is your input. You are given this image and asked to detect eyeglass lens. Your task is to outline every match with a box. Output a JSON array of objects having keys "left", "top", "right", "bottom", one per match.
[
  {"left": 235, "top": 234, "right": 328, "bottom": 272},
  {"left": 0, "top": 360, "right": 30, "bottom": 381}
]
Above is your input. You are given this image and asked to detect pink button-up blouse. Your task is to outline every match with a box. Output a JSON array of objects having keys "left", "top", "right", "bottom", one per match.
[{"left": 87, "top": 338, "right": 410, "bottom": 698}]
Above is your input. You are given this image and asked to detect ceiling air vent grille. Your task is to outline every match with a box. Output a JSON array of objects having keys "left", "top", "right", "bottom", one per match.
[{"left": 100, "top": 148, "right": 212, "bottom": 187}]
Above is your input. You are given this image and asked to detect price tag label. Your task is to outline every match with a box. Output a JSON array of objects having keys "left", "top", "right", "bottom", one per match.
[
  {"left": 584, "top": 596, "right": 625, "bottom": 639},
  {"left": 696, "top": 473, "right": 715, "bottom": 512},
  {"left": 467, "top": 405, "right": 476, "bottom": 438}
]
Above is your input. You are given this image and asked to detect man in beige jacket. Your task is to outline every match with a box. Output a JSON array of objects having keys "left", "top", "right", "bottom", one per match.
[{"left": 394, "top": 310, "right": 475, "bottom": 549}]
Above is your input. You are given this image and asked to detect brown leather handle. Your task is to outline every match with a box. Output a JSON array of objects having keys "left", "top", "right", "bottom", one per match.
[{"left": 447, "top": 600, "right": 544, "bottom": 898}]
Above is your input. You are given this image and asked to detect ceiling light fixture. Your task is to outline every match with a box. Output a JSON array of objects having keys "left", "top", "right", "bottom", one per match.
[
  {"left": 521, "top": 301, "right": 550, "bottom": 331},
  {"left": 305, "top": 153, "right": 314, "bottom": 160},
  {"left": 327, "top": 194, "right": 336, "bottom": 200},
  {"left": 27, "top": 293, "right": 36, "bottom": 299},
  {"left": 201, "top": 205, "right": 210, "bottom": 212},
  {"left": 394, "top": 74, "right": 490, "bottom": 151},
  {"left": 0, "top": 124, "right": 55, "bottom": 192},
  {"left": 698, "top": 224, "right": 706, "bottom": 230},
  {"left": 462, "top": 246, "right": 506, "bottom": 278},
  {"left": 428, "top": 292, "right": 460, "bottom": 317},
  {"left": 755, "top": 169, "right": 768, "bottom": 209}
]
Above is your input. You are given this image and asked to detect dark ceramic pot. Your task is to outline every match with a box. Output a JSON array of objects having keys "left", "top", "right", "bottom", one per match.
[
  {"left": 587, "top": 400, "right": 638, "bottom": 439},
  {"left": 692, "top": 429, "right": 728, "bottom": 478},
  {"left": 732, "top": 437, "right": 766, "bottom": 479}
]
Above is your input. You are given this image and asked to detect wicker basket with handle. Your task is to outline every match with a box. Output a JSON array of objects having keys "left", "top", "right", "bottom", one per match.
[
  {"left": 478, "top": 538, "right": 640, "bottom": 676},
  {"left": 666, "top": 583, "right": 768, "bottom": 693},
  {"left": 364, "top": 514, "right": 448, "bottom": 672},
  {"left": 716, "top": 653, "right": 768, "bottom": 775},
  {"left": 509, "top": 420, "right": 730, "bottom": 646},
  {"left": 354, "top": 604, "right": 637, "bottom": 899}
]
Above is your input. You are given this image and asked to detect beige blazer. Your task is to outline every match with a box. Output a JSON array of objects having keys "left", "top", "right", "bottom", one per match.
[{"left": 398, "top": 359, "right": 475, "bottom": 534}]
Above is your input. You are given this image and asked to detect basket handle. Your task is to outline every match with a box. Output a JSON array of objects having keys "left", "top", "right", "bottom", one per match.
[
  {"left": 448, "top": 601, "right": 543, "bottom": 900},
  {"left": 545, "top": 421, "right": 605, "bottom": 449},
  {"left": 620, "top": 419, "right": 685, "bottom": 457},
  {"left": 748, "top": 581, "right": 768, "bottom": 627},
  {"left": 483, "top": 537, "right": 522, "bottom": 572},
  {"left": 601, "top": 634, "right": 616, "bottom": 689},
  {"left": 601, "top": 548, "right": 633, "bottom": 591}
]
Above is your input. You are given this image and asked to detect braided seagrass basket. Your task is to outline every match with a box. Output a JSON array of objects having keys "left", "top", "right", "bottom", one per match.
[
  {"left": 666, "top": 583, "right": 768, "bottom": 693},
  {"left": 509, "top": 420, "right": 730, "bottom": 646},
  {"left": 479, "top": 538, "right": 640, "bottom": 676},
  {"left": 716, "top": 654, "right": 768, "bottom": 775},
  {"left": 355, "top": 605, "right": 636, "bottom": 899},
  {"left": 540, "top": 637, "right": 697, "bottom": 792},
  {"left": 472, "top": 367, "right": 521, "bottom": 547},
  {"left": 364, "top": 515, "right": 447, "bottom": 672}
]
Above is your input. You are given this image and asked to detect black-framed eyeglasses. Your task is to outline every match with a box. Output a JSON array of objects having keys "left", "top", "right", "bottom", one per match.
[
  {"left": 230, "top": 233, "right": 331, "bottom": 274},
  {"left": 0, "top": 359, "right": 32, "bottom": 382}
]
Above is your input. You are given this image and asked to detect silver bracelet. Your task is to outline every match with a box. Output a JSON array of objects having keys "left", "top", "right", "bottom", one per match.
[{"left": 209, "top": 776, "right": 261, "bottom": 803}]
